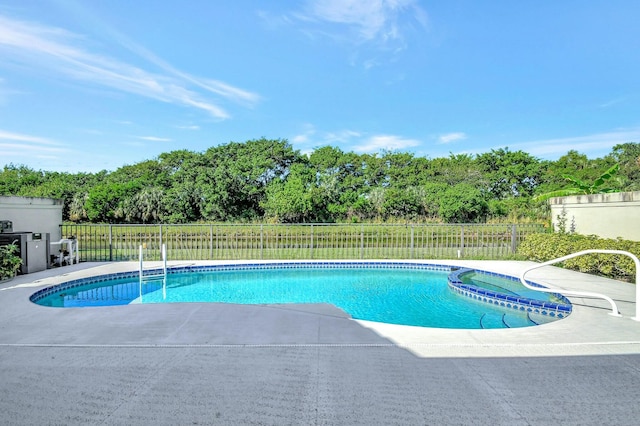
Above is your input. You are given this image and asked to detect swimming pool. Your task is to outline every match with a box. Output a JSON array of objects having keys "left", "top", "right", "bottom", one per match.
[{"left": 30, "top": 262, "right": 572, "bottom": 329}]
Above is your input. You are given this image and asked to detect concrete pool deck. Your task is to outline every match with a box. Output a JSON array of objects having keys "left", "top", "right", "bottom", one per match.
[{"left": 1, "top": 260, "right": 639, "bottom": 424}]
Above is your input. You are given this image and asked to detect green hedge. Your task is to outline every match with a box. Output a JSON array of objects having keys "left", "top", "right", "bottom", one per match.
[{"left": 517, "top": 233, "right": 639, "bottom": 282}]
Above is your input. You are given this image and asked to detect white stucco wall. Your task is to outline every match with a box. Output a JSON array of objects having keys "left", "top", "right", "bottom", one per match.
[
  {"left": 550, "top": 191, "right": 640, "bottom": 241},
  {"left": 0, "top": 196, "right": 63, "bottom": 241}
]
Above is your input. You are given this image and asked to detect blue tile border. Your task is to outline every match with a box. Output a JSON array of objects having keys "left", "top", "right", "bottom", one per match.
[{"left": 448, "top": 268, "right": 572, "bottom": 318}]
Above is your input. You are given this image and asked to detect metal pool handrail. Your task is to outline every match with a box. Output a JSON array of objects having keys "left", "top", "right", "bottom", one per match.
[
  {"left": 519, "top": 249, "right": 640, "bottom": 321},
  {"left": 139, "top": 243, "right": 167, "bottom": 282}
]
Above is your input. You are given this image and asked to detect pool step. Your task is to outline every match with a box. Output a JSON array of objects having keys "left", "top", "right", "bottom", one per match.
[
  {"left": 527, "top": 311, "right": 560, "bottom": 325},
  {"left": 479, "top": 313, "right": 537, "bottom": 329}
]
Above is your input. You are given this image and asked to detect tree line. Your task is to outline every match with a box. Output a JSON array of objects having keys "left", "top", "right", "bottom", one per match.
[{"left": 1, "top": 139, "right": 639, "bottom": 224}]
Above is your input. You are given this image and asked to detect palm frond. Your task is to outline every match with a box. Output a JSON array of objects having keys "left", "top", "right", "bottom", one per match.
[{"left": 532, "top": 188, "right": 582, "bottom": 202}]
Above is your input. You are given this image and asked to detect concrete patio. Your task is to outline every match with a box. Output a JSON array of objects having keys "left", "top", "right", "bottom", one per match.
[{"left": 1, "top": 260, "right": 638, "bottom": 425}]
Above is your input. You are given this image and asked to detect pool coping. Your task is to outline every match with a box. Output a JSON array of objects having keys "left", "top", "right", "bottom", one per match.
[
  {"left": 447, "top": 267, "right": 572, "bottom": 321},
  {"left": 1, "top": 259, "right": 639, "bottom": 358}
]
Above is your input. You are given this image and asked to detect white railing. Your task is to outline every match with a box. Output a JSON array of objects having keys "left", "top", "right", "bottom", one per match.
[
  {"left": 520, "top": 249, "right": 639, "bottom": 321},
  {"left": 50, "top": 238, "right": 79, "bottom": 266},
  {"left": 139, "top": 243, "right": 167, "bottom": 282},
  {"left": 63, "top": 223, "right": 545, "bottom": 261}
]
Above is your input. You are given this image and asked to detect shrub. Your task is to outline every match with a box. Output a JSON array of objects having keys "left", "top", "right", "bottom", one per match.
[
  {"left": 518, "top": 233, "right": 639, "bottom": 282},
  {"left": 0, "top": 243, "right": 22, "bottom": 280}
]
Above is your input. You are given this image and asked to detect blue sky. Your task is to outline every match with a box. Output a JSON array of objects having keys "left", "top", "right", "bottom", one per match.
[{"left": 1, "top": 0, "right": 639, "bottom": 173}]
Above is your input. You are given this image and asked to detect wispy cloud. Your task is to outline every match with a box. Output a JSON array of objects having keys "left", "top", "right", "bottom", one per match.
[
  {"left": 301, "top": 0, "right": 427, "bottom": 43},
  {"left": 0, "top": 129, "right": 67, "bottom": 157},
  {"left": 256, "top": 10, "right": 294, "bottom": 31},
  {"left": 324, "top": 129, "right": 362, "bottom": 143},
  {"left": 0, "top": 130, "right": 63, "bottom": 146},
  {"left": 598, "top": 97, "right": 626, "bottom": 108},
  {"left": 136, "top": 136, "right": 172, "bottom": 142},
  {"left": 0, "top": 77, "right": 26, "bottom": 106},
  {"left": 438, "top": 132, "right": 467, "bottom": 144},
  {"left": 78, "top": 128, "right": 103, "bottom": 135},
  {"left": 0, "top": 14, "right": 260, "bottom": 119},
  {"left": 291, "top": 123, "right": 317, "bottom": 144},
  {"left": 353, "top": 134, "right": 420, "bottom": 153},
  {"left": 276, "top": 0, "right": 428, "bottom": 66},
  {"left": 0, "top": 77, "right": 6, "bottom": 105},
  {"left": 176, "top": 125, "right": 200, "bottom": 131},
  {"left": 511, "top": 128, "right": 640, "bottom": 158},
  {"left": 292, "top": 125, "right": 362, "bottom": 148},
  {"left": 291, "top": 124, "right": 420, "bottom": 154},
  {"left": 110, "top": 31, "right": 261, "bottom": 107}
]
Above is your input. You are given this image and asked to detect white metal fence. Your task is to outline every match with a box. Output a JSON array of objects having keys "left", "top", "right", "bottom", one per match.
[{"left": 61, "top": 223, "right": 546, "bottom": 262}]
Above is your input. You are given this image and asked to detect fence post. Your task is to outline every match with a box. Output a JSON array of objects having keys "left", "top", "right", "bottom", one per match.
[
  {"left": 109, "top": 224, "right": 113, "bottom": 261},
  {"left": 459, "top": 225, "right": 465, "bottom": 258},
  {"left": 410, "top": 225, "right": 414, "bottom": 259},
  {"left": 260, "top": 224, "right": 264, "bottom": 260},
  {"left": 159, "top": 224, "right": 163, "bottom": 259},
  {"left": 511, "top": 224, "right": 517, "bottom": 254},
  {"left": 310, "top": 224, "right": 314, "bottom": 259},
  {"left": 360, "top": 224, "right": 364, "bottom": 259},
  {"left": 208, "top": 225, "right": 213, "bottom": 260}
]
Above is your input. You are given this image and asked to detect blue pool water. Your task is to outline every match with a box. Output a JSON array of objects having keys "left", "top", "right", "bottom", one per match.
[{"left": 31, "top": 264, "right": 570, "bottom": 329}]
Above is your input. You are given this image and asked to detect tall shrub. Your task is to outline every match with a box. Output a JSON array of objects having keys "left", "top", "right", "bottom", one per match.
[
  {"left": 518, "top": 233, "right": 639, "bottom": 282},
  {"left": 0, "top": 243, "right": 22, "bottom": 280}
]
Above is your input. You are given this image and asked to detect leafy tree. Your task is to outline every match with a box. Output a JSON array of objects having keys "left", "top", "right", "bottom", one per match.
[
  {"left": 68, "top": 193, "right": 88, "bottom": 222},
  {"left": 381, "top": 187, "right": 426, "bottom": 220},
  {"left": 131, "top": 187, "right": 165, "bottom": 223},
  {"left": 308, "top": 147, "right": 369, "bottom": 220},
  {"left": 533, "top": 163, "right": 620, "bottom": 202},
  {"left": 537, "top": 150, "right": 616, "bottom": 195},
  {"left": 438, "top": 184, "right": 489, "bottom": 223},
  {"left": 106, "top": 160, "right": 165, "bottom": 187},
  {"left": 158, "top": 150, "right": 205, "bottom": 223},
  {"left": 366, "top": 187, "right": 386, "bottom": 220},
  {"left": 421, "top": 182, "right": 449, "bottom": 219},
  {"left": 380, "top": 151, "right": 417, "bottom": 187},
  {"left": 162, "top": 186, "right": 203, "bottom": 223},
  {"left": 426, "top": 154, "right": 483, "bottom": 188},
  {"left": 3, "top": 139, "right": 638, "bottom": 224},
  {"left": 309, "top": 146, "right": 346, "bottom": 219},
  {"left": 0, "top": 165, "right": 45, "bottom": 195},
  {"left": 262, "top": 164, "right": 316, "bottom": 222},
  {"left": 197, "top": 139, "right": 302, "bottom": 221},
  {"left": 346, "top": 195, "right": 373, "bottom": 222},
  {"left": 476, "top": 148, "right": 543, "bottom": 198},
  {"left": 488, "top": 197, "right": 543, "bottom": 222},
  {"left": 360, "top": 154, "right": 387, "bottom": 188},
  {"left": 607, "top": 142, "right": 640, "bottom": 191},
  {"left": 85, "top": 181, "right": 142, "bottom": 223}
]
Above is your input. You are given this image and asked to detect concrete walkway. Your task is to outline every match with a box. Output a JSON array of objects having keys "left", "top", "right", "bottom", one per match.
[{"left": 1, "top": 261, "right": 638, "bottom": 425}]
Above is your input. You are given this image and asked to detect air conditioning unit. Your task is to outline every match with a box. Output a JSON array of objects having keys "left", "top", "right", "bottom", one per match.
[{"left": 0, "top": 220, "right": 13, "bottom": 233}]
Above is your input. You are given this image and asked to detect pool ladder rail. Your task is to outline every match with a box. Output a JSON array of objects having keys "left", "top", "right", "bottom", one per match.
[
  {"left": 519, "top": 249, "right": 640, "bottom": 322},
  {"left": 139, "top": 244, "right": 167, "bottom": 283}
]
